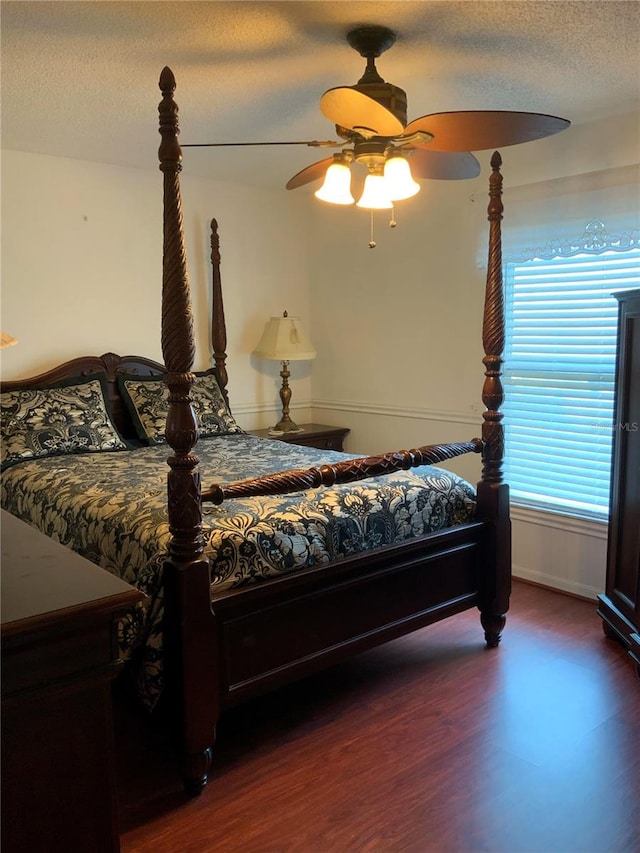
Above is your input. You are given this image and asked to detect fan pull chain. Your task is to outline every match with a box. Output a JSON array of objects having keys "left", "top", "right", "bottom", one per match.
[{"left": 368, "top": 208, "right": 400, "bottom": 247}]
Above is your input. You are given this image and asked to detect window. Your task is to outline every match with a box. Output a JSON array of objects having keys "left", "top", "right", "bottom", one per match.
[{"left": 503, "top": 220, "right": 640, "bottom": 519}]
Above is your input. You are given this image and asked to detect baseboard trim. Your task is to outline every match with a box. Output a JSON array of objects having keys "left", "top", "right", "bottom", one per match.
[{"left": 512, "top": 563, "right": 602, "bottom": 602}]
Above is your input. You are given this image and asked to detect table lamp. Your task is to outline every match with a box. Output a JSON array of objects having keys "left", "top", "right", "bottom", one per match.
[{"left": 253, "top": 311, "right": 316, "bottom": 434}]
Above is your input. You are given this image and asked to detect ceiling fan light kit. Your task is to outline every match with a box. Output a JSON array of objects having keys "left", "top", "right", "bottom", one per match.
[
  {"left": 315, "top": 148, "right": 419, "bottom": 208},
  {"left": 185, "top": 23, "right": 570, "bottom": 246}
]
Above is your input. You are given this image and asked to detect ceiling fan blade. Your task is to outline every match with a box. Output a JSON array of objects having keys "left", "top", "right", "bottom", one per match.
[
  {"left": 404, "top": 111, "right": 570, "bottom": 152},
  {"left": 181, "top": 140, "right": 340, "bottom": 149},
  {"left": 320, "top": 87, "right": 404, "bottom": 137},
  {"left": 403, "top": 149, "right": 481, "bottom": 180},
  {"left": 286, "top": 156, "right": 335, "bottom": 190}
]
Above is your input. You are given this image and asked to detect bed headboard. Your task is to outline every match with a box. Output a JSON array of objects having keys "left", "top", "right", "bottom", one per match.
[{"left": 0, "top": 352, "right": 165, "bottom": 441}]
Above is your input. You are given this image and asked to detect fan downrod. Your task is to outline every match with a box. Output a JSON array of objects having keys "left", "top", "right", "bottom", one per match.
[{"left": 346, "top": 25, "right": 396, "bottom": 59}]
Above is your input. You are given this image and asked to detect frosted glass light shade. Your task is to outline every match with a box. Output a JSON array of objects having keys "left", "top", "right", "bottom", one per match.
[
  {"left": 383, "top": 156, "right": 420, "bottom": 200},
  {"left": 356, "top": 173, "right": 393, "bottom": 209},
  {"left": 315, "top": 162, "right": 355, "bottom": 205},
  {"left": 253, "top": 313, "right": 316, "bottom": 361}
]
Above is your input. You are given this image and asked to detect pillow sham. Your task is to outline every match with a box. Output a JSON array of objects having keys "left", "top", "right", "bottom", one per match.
[
  {"left": 118, "top": 370, "right": 243, "bottom": 445},
  {"left": 1, "top": 375, "right": 128, "bottom": 470}
]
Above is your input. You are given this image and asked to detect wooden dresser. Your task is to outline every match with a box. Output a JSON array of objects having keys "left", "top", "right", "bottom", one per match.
[
  {"left": 1, "top": 510, "right": 143, "bottom": 853},
  {"left": 598, "top": 288, "right": 640, "bottom": 673}
]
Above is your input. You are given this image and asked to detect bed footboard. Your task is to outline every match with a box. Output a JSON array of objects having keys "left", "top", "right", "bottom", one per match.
[{"left": 213, "top": 522, "right": 485, "bottom": 706}]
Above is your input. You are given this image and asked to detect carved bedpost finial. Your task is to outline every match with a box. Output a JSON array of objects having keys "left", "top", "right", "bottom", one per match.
[
  {"left": 481, "top": 151, "right": 505, "bottom": 485},
  {"left": 158, "top": 67, "right": 181, "bottom": 172},
  {"left": 158, "top": 67, "right": 194, "bottom": 374},
  {"left": 210, "top": 218, "right": 229, "bottom": 398},
  {"left": 210, "top": 218, "right": 220, "bottom": 264}
]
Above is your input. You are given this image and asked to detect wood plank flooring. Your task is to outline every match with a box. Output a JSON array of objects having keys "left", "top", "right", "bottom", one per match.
[{"left": 116, "top": 580, "right": 640, "bottom": 853}]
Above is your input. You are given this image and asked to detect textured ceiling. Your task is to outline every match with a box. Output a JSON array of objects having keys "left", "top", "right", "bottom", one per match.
[{"left": 2, "top": 1, "right": 639, "bottom": 189}]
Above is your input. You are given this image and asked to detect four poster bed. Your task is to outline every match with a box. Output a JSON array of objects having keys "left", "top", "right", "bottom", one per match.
[{"left": 0, "top": 68, "right": 511, "bottom": 796}]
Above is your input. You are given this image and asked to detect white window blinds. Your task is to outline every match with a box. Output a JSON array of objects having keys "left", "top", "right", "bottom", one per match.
[{"left": 503, "top": 232, "right": 640, "bottom": 518}]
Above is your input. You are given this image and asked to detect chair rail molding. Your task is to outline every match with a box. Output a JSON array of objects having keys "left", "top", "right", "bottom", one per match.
[{"left": 311, "top": 398, "right": 480, "bottom": 427}]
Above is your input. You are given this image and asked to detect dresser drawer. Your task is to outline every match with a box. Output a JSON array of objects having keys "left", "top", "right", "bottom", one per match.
[{"left": 295, "top": 433, "right": 345, "bottom": 451}]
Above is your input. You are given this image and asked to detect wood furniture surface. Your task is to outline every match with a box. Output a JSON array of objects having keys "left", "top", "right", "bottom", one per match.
[
  {"left": 249, "top": 423, "right": 350, "bottom": 452},
  {"left": 598, "top": 288, "right": 640, "bottom": 673},
  {"left": 1, "top": 510, "right": 143, "bottom": 853}
]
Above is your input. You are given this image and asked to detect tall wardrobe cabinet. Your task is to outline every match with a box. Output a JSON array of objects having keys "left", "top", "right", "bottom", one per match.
[{"left": 598, "top": 288, "right": 640, "bottom": 673}]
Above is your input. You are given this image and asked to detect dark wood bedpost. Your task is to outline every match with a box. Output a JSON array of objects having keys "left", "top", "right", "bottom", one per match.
[
  {"left": 210, "top": 218, "right": 229, "bottom": 400},
  {"left": 158, "top": 67, "right": 218, "bottom": 796},
  {"left": 476, "top": 151, "right": 512, "bottom": 647}
]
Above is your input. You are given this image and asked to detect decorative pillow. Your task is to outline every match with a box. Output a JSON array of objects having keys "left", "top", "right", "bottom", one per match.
[
  {"left": 118, "top": 370, "right": 243, "bottom": 445},
  {"left": 1, "top": 375, "right": 128, "bottom": 470}
]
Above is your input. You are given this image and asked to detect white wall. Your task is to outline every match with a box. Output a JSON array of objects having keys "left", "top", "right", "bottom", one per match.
[
  {"left": 306, "top": 164, "right": 489, "bottom": 486},
  {"left": 306, "top": 111, "right": 640, "bottom": 598},
  {"left": 0, "top": 149, "right": 314, "bottom": 429}
]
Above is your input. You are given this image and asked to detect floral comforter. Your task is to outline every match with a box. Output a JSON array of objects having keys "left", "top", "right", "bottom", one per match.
[{"left": 1, "top": 434, "right": 476, "bottom": 708}]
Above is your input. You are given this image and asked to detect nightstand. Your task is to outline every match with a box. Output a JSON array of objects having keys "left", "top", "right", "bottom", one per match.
[
  {"left": 250, "top": 423, "right": 350, "bottom": 452},
  {"left": 1, "top": 510, "right": 143, "bottom": 853}
]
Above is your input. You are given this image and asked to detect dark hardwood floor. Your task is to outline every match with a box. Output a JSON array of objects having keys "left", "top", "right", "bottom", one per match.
[{"left": 116, "top": 580, "right": 640, "bottom": 853}]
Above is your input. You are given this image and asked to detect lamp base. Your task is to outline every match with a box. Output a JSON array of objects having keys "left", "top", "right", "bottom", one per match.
[
  {"left": 269, "top": 361, "right": 306, "bottom": 435},
  {"left": 269, "top": 415, "right": 305, "bottom": 435}
]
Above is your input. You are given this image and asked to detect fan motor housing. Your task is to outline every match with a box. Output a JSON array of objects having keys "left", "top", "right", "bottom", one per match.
[
  {"left": 353, "top": 81, "right": 408, "bottom": 128},
  {"left": 334, "top": 81, "right": 408, "bottom": 140},
  {"left": 352, "top": 138, "right": 389, "bottom": 168}
]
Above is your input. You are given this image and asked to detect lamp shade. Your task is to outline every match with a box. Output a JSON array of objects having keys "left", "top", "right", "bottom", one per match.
[
  {"left": 253, "top": 312, "right": 316, "bottom": 361},
  {"left": 356, "top": 172, "right": 393, "bottom": 210},
  {"left": 315, "top": 161, "right": 355, "bottom": 205},
  {"left": 383, "top": 155, "right": 420, "bottom": 201}
]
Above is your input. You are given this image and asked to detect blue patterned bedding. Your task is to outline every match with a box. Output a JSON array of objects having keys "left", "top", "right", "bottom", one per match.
[{"left": 1, "top": 434, "right": 476, "bottom": 708}]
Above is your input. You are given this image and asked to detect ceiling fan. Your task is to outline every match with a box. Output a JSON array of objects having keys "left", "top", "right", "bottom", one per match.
[{"left": 183, "top": 25, "right": 569, "bottom": 240}]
